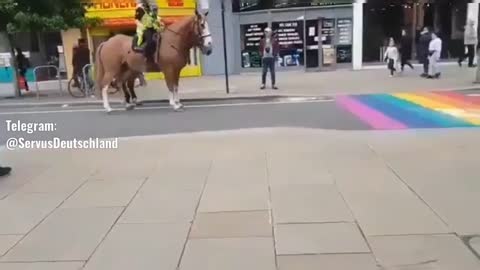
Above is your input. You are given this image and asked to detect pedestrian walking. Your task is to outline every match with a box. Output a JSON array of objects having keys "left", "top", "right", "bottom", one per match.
[
  {"left": 458, "top": 19, "right": 477, "bottom": 67},
  {"left": 400, "top": 29, "right": 414, "bottom": 71},
  {"left": 15, "top": 48, "right": 30, "bottom": 91},
  {"left": 259, "top": 27, "right": 279, "bottom": 90},
  {"left": 0, "top": 166, "right": 11, "bottom": 177},
  {"left": 384, "top": 38, "right": 399, "bottom": 77},
  {"left": 417, "top": 27, "right": 432, "bottom": 77},
  {"left": 72, "top": 38, "right": 91, "bottom": 87},
  {"left": 428, "top": 32, "right": 442, "bottom": 79}
]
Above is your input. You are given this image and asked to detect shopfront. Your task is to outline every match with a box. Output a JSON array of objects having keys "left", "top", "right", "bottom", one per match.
[
  {"left": 84, "top": 0, "right": 202, "bottom": 79},
  {"left": 234, "top": 0, "right": 354, "bottom": 72}
]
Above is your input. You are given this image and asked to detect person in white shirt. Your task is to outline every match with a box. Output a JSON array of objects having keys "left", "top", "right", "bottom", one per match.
[
  {"left": 384, "top": 38, "right": 399, "bottom": 77},
  {"left": 428, "top": 32, "right": 442, "bottom": 79}
]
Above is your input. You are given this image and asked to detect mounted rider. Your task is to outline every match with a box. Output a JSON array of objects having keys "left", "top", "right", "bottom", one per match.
[{"left": 135, "top": 0, "right": 164, "bottom": 64}]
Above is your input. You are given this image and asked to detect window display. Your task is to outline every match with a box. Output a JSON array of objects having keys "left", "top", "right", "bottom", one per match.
[
  {"left": 241, "top": 23, "right": 268, "bottom": 68},
  {"left": 272, "top": 20, "right": 304, "bottom": 67}
]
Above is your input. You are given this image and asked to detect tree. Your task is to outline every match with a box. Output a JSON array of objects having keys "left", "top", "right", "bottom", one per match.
[{"left": 0, "top": 0, "right": 100, "bottom": 97}]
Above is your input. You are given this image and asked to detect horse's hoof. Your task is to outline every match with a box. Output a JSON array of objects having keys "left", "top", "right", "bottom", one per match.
[
  {"left": 173, "top": 106, "right": 185, "bottom": 112},
  {"left": 126, "top": 104, "right": 135, "bottom": 111},
  {"left": 135, "top": 101, "right": 144, "bottom": 106}
]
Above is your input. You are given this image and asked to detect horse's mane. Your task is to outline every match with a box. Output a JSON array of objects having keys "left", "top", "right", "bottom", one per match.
[{"left": 166, "top": 15, "right": 196, "bottom": 33}]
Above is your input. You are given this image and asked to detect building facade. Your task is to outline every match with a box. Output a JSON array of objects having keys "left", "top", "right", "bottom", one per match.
[{"left": 202, "top": 0, "right": 480, "bottom": 76}]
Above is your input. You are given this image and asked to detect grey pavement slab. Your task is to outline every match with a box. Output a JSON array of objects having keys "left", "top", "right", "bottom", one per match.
[
  {"left": 270, "top": 184, "right": 354, "bottom": 224},
  {"left": 2, "top": 207, "right": 122, "bottom": 262},
  {"left": 327, "top": 157, "right": 449, "bottom": 236},
  {"left": 277, "top": 254, "right": 380, "bottom": 270},
  {"left": 61, "top": 179, "right": 144, "bottom": 208},
  {"left": 190, "top": 211, "right": 272, "bottom": 239},
  {"left": 148, "top": 158, "right": 211, "bottom": 190},
  {"left": 0, "top": 262, "right": 85, "bottom": 270},
  {"left": 0, "top": 193, "right": 66, "bottom": 235},
  {"left": 368, "top": 234, "right": 480, "bottom": 270},
  {"left": 274, "top": 223, "right": 370, "bottom": 255},
  {"left": 83, "top": 223, "right": 189, "bottom": 270},
  {"left": 198, "top": 183, "right": 269, "bottom": 213},
  {"left": 179, "top": 238, "right": 276, "bottom": 270},
  {"left": 207, "top": 156, "right": 268, "bottom": 187},
  {"left": 0, "top": 235, "right": 22, "bottom": 257},
  {"left": 267, "top": 152, "right": 335, "bottom": 185},
  {"left": 119, "top": 186, "right": 202, "bottom": 224},
  {"left": 469, "top": 236, "right": 480, "bottom": 257},
  {"left": 379, "top": 153, "right": 480, "bottom": 235}
]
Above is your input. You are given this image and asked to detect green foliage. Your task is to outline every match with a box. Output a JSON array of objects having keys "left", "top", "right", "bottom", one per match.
[{"left": 0, "top": 0, "right": 101, "bottom": 33}]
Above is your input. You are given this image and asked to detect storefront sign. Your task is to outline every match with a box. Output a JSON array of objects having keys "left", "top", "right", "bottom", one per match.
[
  {"left": 242, "top": 23, "right": 267, "bottom": 49},
  {"left": 84, "top": 0, "right": 188, "bottom": 10},
  {"left": 241, "top": 23, "right": 267, "bottom": 68},
  {"left": 273, "top": 21, "right": 304, "bottom": 48},
  {"left": 84, "top": 1, "right": 136, "bottom": 10},
  {"left": 321, "top": 18, "right": 335, "bottom": 44},
  {"left": 273, "top": 0, "right": 353, "bottom": 9},
  {"left": 337, "top": 18, "right": 353, "bottom": 45},
  {"left": 272, "top": 20, "right": 304, "bottom": 67}
]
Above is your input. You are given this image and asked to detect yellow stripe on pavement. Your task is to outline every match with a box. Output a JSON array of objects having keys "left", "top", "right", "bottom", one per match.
[{"left": 393, "top": 93, "right": 480, "bottom": 125}]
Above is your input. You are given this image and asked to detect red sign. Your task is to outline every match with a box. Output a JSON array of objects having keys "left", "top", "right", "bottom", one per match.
[{"left": 167, "top": 0, "right": 184, "bottom": 7}]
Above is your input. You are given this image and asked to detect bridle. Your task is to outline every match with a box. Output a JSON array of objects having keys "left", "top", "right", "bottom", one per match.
[{"left": 164, "top": 16, "right": 210, "bottom": 48}]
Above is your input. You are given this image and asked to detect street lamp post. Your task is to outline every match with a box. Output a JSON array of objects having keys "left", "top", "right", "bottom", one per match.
[{"left": 220, "top": 0, "right": 230, "bottom": 94}]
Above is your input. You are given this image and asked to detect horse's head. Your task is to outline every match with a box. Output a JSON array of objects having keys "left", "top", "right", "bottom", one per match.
[{"left": 193, "top": 10, "right": 213, "bottom": 56}]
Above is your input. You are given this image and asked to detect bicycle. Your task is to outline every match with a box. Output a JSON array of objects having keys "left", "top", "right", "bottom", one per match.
[{"left": 67, "top": 74, "right": 90, "bottom": 98}]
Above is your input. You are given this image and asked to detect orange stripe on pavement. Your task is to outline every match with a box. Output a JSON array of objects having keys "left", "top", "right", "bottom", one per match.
[{"left": 393, "top": 93, "right": 480, "bottom": 125}]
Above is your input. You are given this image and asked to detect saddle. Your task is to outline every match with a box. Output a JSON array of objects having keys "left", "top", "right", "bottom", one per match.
[{"left": 131, "top": 33, "right": 161, "bottom": 72}]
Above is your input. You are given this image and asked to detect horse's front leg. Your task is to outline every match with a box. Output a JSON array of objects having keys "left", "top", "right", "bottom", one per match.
[
  {"left": 172, "top": 70, "right": 183, "bottom": 109},
  {"left": 166, "top": 70, "right": 183, "bottom": 111}
]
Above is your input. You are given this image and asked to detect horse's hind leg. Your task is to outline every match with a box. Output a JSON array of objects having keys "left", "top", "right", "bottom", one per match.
[
  {"left": 128, "top": 78, "right": 140, "bottom": 106},
  {"left": 122, "top": 82, "right": 135, "bottom": 111},
  {"left": 101, "top": 73, "right": 114, "bottom": 113}
]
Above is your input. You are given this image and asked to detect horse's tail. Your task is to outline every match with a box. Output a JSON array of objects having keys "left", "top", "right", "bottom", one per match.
[{"left": 94, "top": 42, "right": 106, "bottom": 98}]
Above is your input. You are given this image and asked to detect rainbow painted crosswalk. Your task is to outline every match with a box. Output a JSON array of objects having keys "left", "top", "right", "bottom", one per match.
[{"left": 336, "top": 91, "right": 480, "bottom": 130}]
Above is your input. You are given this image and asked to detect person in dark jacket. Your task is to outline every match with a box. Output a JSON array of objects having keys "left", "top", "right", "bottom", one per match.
[
  {"left": 259, "top": 27, "right": 280, "bottom": 90},
  {"left": 72, "top": 38, "right": 91, "bottom": 87},
  {"left": 16, "top": 48, "right": 30, "bottom": 91},
  {"left": 417, "top": 27, "right": 432, "bottom": 77},
  {"left": 400, "top": 29, "right": 414, "bottom": 71},
  {"left": 458, "top": 19, "right": 477, "bottom": 67}
]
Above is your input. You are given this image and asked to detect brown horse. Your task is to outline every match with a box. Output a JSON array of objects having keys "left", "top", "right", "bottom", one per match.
[{"left": 95, "top": 11, "right": 212, "bottom": 113}]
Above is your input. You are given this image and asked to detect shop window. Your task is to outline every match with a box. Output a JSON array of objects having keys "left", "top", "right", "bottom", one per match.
[
  {"left": 240, "top": 23, "right": 268, "bottom": 68},
  {"left": 272, "top": 20, "right": 304, "bottom": 67}
]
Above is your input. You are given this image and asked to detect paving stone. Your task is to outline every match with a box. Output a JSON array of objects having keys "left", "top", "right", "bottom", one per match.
[
  {"left": 119, "top": 187, "right": 201, "bottom": 224},
  {"left": 0, "top": 193, "right": 65, "bottom": 234},
  {"left": 328, "top": 159, "right": 449, "bottom": 236},
  {"left": 267, "top": 152, "right": 335, "bottom": 185},
  {"left": 2, "top": 207, "right": 122, "bottom": 262},
  {"left": 470, "top": 236, "right": 480, "bottom": 256},
  {"left": 61, "top": 179, "right": 144, "bottom": 208},
  {"left": 180, "top": 238, "right": 276, "bottom": 270},
  {"left": 271, "top": 184, "right": 354, "bottom": 224},
  {"left": 198, "top": 184, "right": 269, "bottom": 213},
  {"left": 275, "top": 223, "right": 370, "bottom": 255},
  {"left": 190, "top": 211, "right": 272, "bottom": 239},
  {"left": 207, "top": 157, "right": 268, "bottom": 187},
  {"left": 83, "top": 223, "right": 189, "bottom": 270},
  {"left": 0, "top": 262, "right": 85, "bottom": 270},
  {"left": 0, "top": 235, "right": 22, "bottom": 256},
  {"left": 277, "top": 254, "right": 379, "bottom": 270},
  {"left": 368, "top": 234, "right": 480, "bottom": 270}
]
